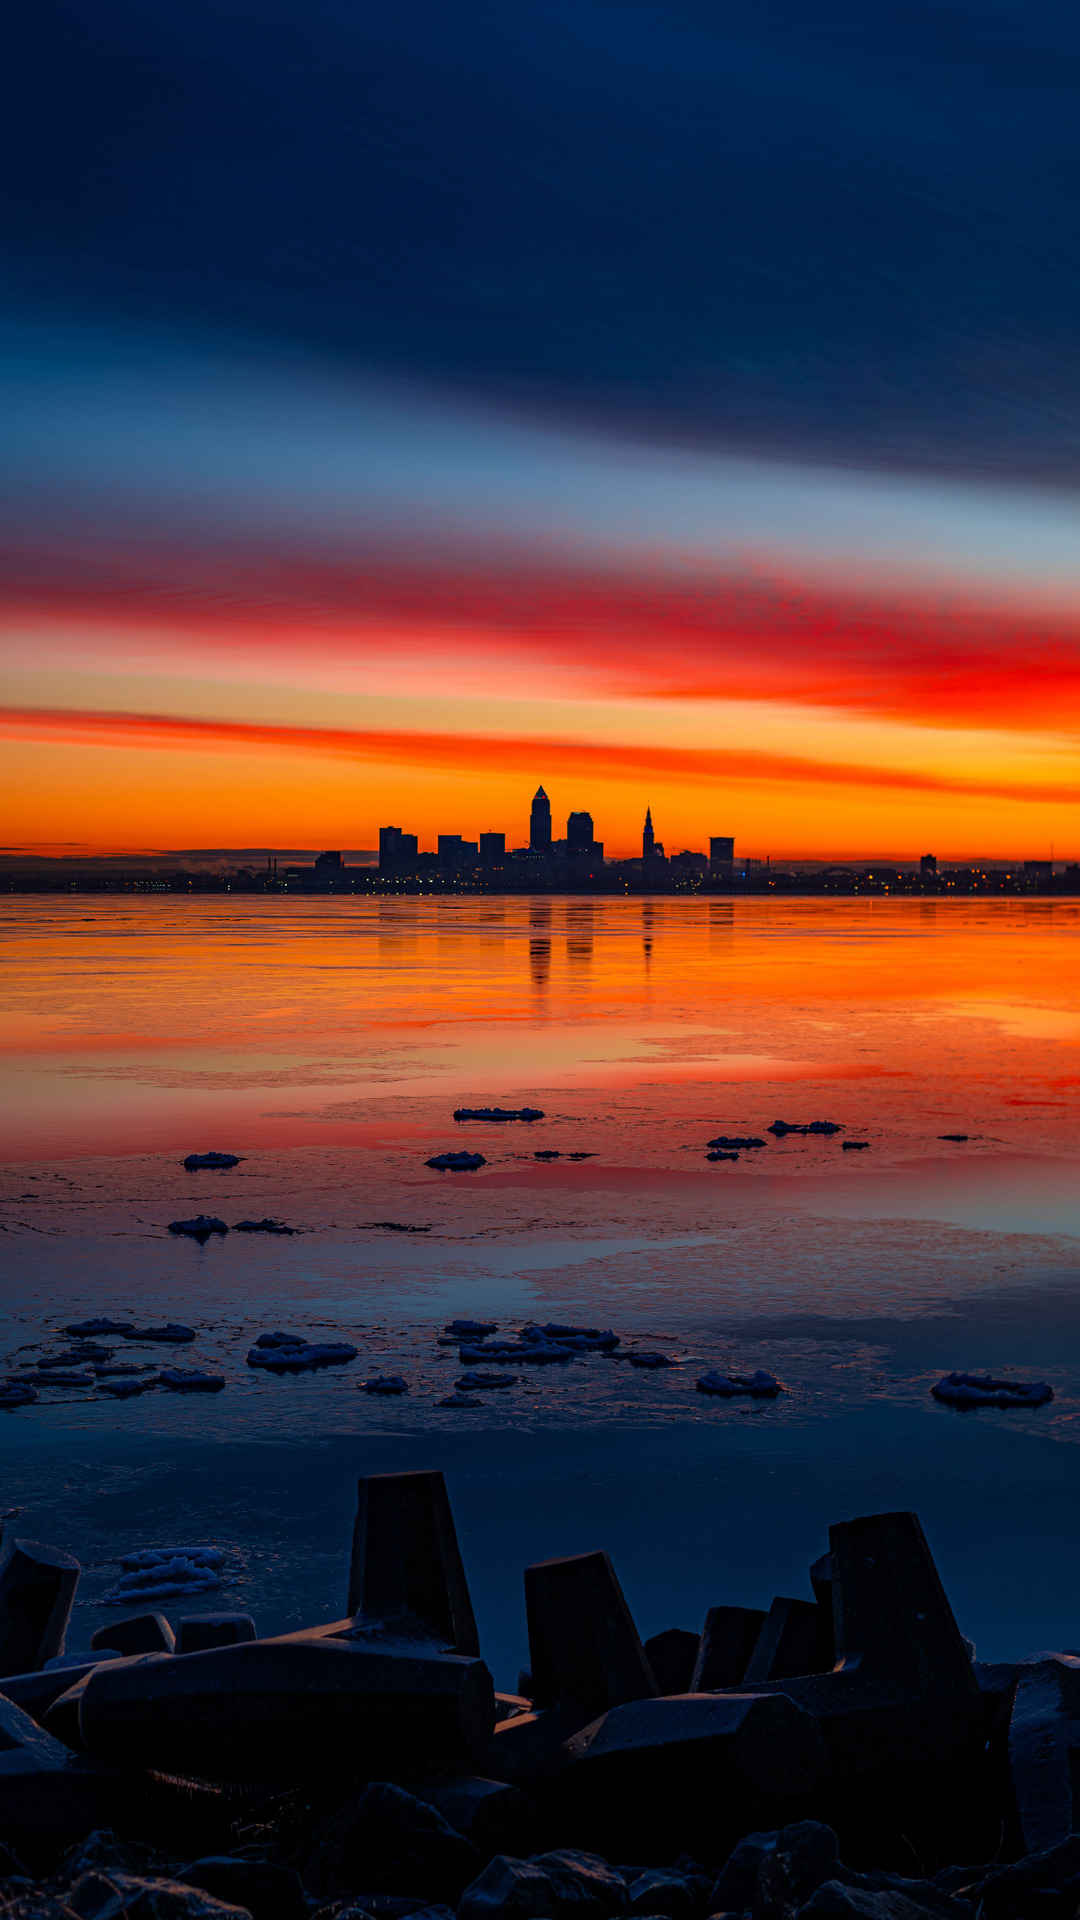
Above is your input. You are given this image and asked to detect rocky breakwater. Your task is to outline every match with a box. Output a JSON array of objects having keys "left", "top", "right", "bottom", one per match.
[{"left": 1, "top": 1479, "right": 1079, "bottom": 1917}]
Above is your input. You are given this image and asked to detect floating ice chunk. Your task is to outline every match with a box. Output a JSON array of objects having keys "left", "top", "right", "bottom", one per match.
[
  {"left": 696, "top": 1368, "right": 784, "bottom": 1398},
  {"left": 524, "top": 1323, "right": 619, "bottom": 1350},
  {"left": 97, "top": 1376, "right": 157, "bottom": 1397},
  {"left": 159, "top": 1368, "right": 225, "bottom": 1392},
  {"left": 767, "top": 1120, "right": 843, "bottom": 1137},
  {"left": 92, "top": 1362, "right": 158, "bottom": 1376},
  {"left": 0, "top": 1382, "right": 37, "bottom": 1408},
  {"left": 64, "top": 1318, "right": 135, "bottom": 1336},
  {"left": 183, "top": 1152, "right": 243, "bottom": 1170},
  {"left": 457, "top": 1340, "right": 570, "bottom": 1365},
  {"left": 363, "top": 1375, "right": 410, "bottom": 1394},
  {"left": 627, "top": 1352, "right": 674, "bottom": 1369},
  {"left": 247, "top": 1337, "right": 358, "bottom": 1371},
  {"left": 233, "top": 1218, "right": 295, "bottom": 1234},
  {"left": 438, "top": 1392, "right": 481, "bottom": 1408},
  {"left": 124, "top": 1324, "right": 197, "bottom": 1343},
  {"left": 932, "top": 1371, "right": 1053, "bottom": 1409},
  {"left": 120, "top": 1546, "right": 226, "bottom": 1570},
  {"left": 104, "top": 1555, "right": 223, "bottom": 1604},
  {"left": 12, "top": 1369, "right": 94, "bottom": 1388},
  {"left": 706, "top": 1150, "right": 739, "bottom": 1162},
  {"left": 444, "top": 1319, "right": 498, "bottom": 1337},
  {"left": 427, "top": 1151, "right": 486, "bottom": 1171},
  {"left": 706, "top": 1136, "right": 766, "bottom": 1150},
  {"left": 456, "top": 1371, "right": 517, "bottom": 1390},
  {"left": 453, "top": 1106, "right": 544, "bottom": 1122},
  {"left": 168, "top": 1217, "right": 229, "bottom": 1240},
  {"left": 842, "top": 1141, "right": 871, "bottom": 1150}
]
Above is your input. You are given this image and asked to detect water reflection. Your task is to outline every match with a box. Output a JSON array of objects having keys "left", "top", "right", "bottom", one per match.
[{"left": 529, "top": 898, "right": 551, "bottom": 999}]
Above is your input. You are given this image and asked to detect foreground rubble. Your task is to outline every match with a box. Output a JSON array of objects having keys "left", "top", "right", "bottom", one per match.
[{"left": 2, "top": 1474, "right": 1079, "bottom": 1916}]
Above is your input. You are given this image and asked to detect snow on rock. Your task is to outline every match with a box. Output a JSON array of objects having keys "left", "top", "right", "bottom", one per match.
[
  {"left": 697, "top": 1368, "right": 784, "bottom": 1398},
  {"left": 124, "top": 1324, "right": 197, "bottom": 1343},
  {"left": 427, "top": 1151, "right": 487, "bottom": 1171},
  {"left": 0, "top": 1382, "right": 37, "bottom": 1408},
  {"left": 183, "top": 1152, "right": 243, "bottom": 1170},
  {"left": 64, "top": 1317, "right": 135, "bottom": 1336},
  {"left": 932, "top": 1371, "right": 1054, "bottom": 1409},
  {"left": 159, "top": 1368, "right": 226, "bottom": 1392},
  {"left": 363, "top": 1375, "right": 410, "bottom": 1394},
  {"left": 168, "top": 1217, "right": 229, "bottom": 1240},
  {"left": 453, "top": 1106, "right": 545, "bottom": 1122},
  {"left": 247, "top": 1333, "right": 358, "bottom": 1371}
]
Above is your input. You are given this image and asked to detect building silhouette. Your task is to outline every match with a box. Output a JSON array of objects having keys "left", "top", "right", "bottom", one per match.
[
  {"left": 567, "top": 810, "right": 594, "bottom": 850},
  {"left": 530, "top": 786, "right": 552, "bottom": 852},
  {"left": 479, "top": 832, "right": 506, "bottom": 867},
  {"left": 643, "top": 807, "right": 655, "bottom": 861}
]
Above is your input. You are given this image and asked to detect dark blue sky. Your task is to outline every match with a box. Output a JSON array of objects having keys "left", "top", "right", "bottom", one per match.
[{"left": 7, "top": 0, "right": 1080, "bottom": 477}]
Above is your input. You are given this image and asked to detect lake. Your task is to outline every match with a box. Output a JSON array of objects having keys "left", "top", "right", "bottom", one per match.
[{"left": 2, "top": 894, "right": 1080, "bottom": 1680}]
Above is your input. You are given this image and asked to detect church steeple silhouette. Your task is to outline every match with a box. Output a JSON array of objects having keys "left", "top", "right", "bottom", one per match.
[
  {"left": 643, "top": 806, "right": 655, "bottom": 861},
  {"left": 530, "top": 785, "right": 552, "bottom": 852}
]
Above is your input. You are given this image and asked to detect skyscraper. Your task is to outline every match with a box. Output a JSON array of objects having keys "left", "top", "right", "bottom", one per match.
[
  {"left": 643, "top": 807, "right": 655, "bottom": 861},
  {"left": 567, "top": 810, "right": 594, "bottom": 850},
  {"left": 530, "top": 785, "right": 552, "bottom": 852}
]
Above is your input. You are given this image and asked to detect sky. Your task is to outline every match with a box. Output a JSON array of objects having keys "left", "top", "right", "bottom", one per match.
[{"left": 4, "top": 0, "right": 1080, "bottom": 859}]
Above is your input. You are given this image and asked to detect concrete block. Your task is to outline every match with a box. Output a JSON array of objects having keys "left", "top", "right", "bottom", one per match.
[
  {"left": 690, "top": 1605, "right": 767, "bottom": 1690},
  {"left": 78, "top": 1627, "right": 495, "bottom": 1782},
  {"left": 643, "top": 1628, "right": 699, "bottom": 1696},
  {"left": 0, "top": 1538, "right": 80, "bottom": 1675},
  {"left": 524, "top": 1551, "right": 657, "bottom": 1721},
  {"left": 176, "top": 1614, "right": 257, "bottom": 1655},
  {"left": 91, "top": 1613, "right": 176, "bottom": 1657},
  {"left": 556, "top": 1691, "right": 827, "bottom": 1859},
  {"left": 348, "top": 1470, "right": 479, "bottom": 1654},
  {"left": 743, "top": 1596, "right": 833, "bottom": 1684},
  {"left": 0, "top": 1693, "right": 111, "bottom": 1865},
  {"left": 1007, "top": 1654, "right": 1080, "bottom": 1855}
]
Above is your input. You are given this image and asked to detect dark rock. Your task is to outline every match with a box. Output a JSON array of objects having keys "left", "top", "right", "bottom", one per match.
[
  {"left": 743, "top": 1597, "right": 832, "bottom": 1684},
  {"left": 709, "top": 1832, "right": 777, "bottom": 1913},
  {"left": 347, "top": 1469, "right": 480, "bottom": 1654},
  {"left": 525, "top": 1550, "right": 657, "bottom": 1721},
  {"left": 427, "top": 1153, "right": 486, "bottom": 1171},
  {"left": 691, "top": 1606, "right": 768, "bottom": 1690},
  {"left": 78, "top": 1629, "right": 495, "bottom": 1782},
  {"left": 0, "top": 1538, "right": 80, "bottom": 1674},
  {"left": 168, "top": 1220, "right": 229, "bottom": 1242},
  {"left": 182, "top": 1154, "right": 242, "bottom": 1171},
  {"left": 60, "top": 1831, "right": 155, "bottom": 1882},
  {"left": 303, "top": 1780, "right": 479, "bottom": 1900},
  {"left": 66, "top": 1870, "right": 253, "bottom": 1916},
  {"left": 0, "top": 1694, "right": 112, "bottom": 1866},
  {"left": 179, "top": 1857, "right": 306, "bottom": 1920},
  {"left": 453, "top": 1109, "right": 545, "bottom": 1123},
  {"left": 414, "top": 1777, "right": 536, "bottom": 1857},
  {"left": 966, "top": 1833, "right": 1080, "bottom": 1917},
  {"left": 458, "top": 1850, "right": 626, "bottom": 1920},
  {"left": 175, "top": 1615, "right": 256, "bottom": 1655},
  {"left": 626, "top": 1870, "right": 700, "bottom": 1917},
  {"left": 931, "top": 1372, "right": 1053, "bottom": 1409},
  {"left": 754, "top": 1821, "right": 839, "bottom": 1914},
  {"left": 800, "top": 1883, "right": 947, "bottom": 1919},
  {"left": 643, "top": 1627, "right": 700, "bottom": 1695},
  {"left": 231, "top": 1219, "right": 295, "bottom": 1234},
  {"left": 125, "top": 1325, "right": 197, "bottom": 1344}
]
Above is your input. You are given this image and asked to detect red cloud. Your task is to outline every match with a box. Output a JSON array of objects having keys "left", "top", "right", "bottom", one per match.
[
  {"left": 3, "top": 704, "right": 1079, "bottom": 806},
  {"left": 5, "top": 531, "right": 1080, "bottom": 733}
]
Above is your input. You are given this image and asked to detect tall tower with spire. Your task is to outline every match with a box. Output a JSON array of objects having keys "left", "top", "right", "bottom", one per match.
[
  {"left": 530, "top": 785, "right": 552, "bottom": 852},
  {"left": 642, "top": 806, "right": 655, "bottom": 862}
]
